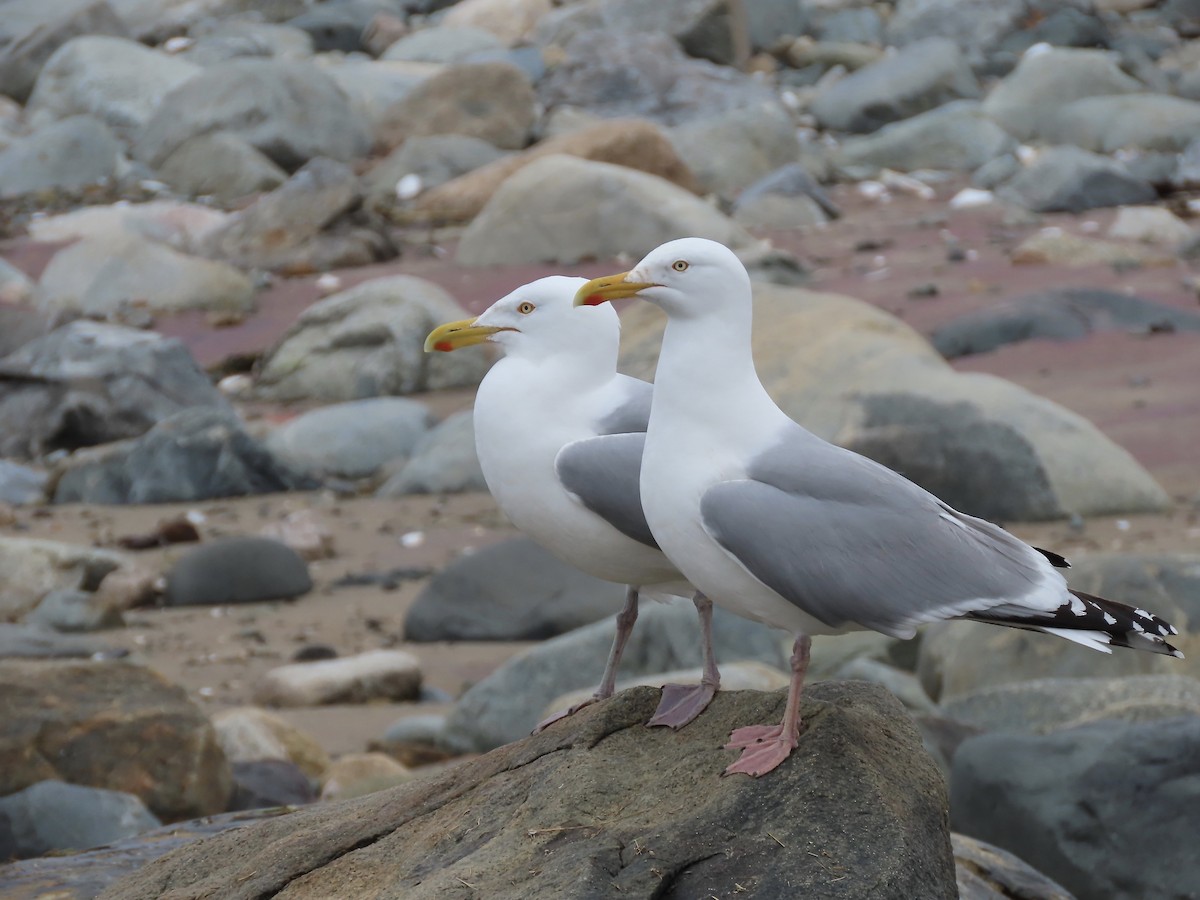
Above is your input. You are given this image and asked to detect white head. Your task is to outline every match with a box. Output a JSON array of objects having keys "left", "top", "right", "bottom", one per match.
[
  {"left": 574, "top": 238, "right": 751, "bottom": 321},
  {"left": 425, "top": 275, "right": 621, "bottom": 363}
]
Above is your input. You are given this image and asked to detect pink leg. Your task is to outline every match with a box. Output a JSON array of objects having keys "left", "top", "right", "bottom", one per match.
[
  {"left": 723, "top": 633, "right": 811, "bottom": 777},
  {"left": 534, "top": 586, "right": 639, "bottom": 733},
  {"left": 648, "top": 593, "right": 721, "bottom": 729}
]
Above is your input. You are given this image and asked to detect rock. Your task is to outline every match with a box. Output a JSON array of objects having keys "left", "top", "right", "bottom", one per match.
[
  {"left": 536, "top": 0, "right": 737, "bottom": 66},
  {"left": 0, "top": 537, "right": 129, "bottom": 623},
  {"left": 980, "top": 47, "right": 1142, "bottom": 142},
  {"left": 286, "top": 0, "right": 396, "bottom": 53},
  {"left": 405, "top": 537, "right": 626, "bottom": 642},
  {"left": 1108, "top": 205, "right": 1194, "bottom": 244},
  {"left": 0, "top": 259, "right": 35, "bottom": 307},
  {"left": 318, "top": 752, "right": 412, "bottom": 801},
  {"left": 810, "top": 38, "right": 980, "bottom": 134},
  {"left": 180, "top": 20, "right": 314, "bottom": 66},
  {"left": 25, "top": 198, "right": 230, "bottom": 247},
  {"left": 378, "top": 61, "right": 535, "bottom": 152},
  {"left": 134, "top": 59, "right": 372, "bottom": 170},
  {"left": 101, "top": 683, "right": 957, "bottom": 900},
  {"left": 0, "top": 460, "right": 47, "bottom": 506},
  {"left": 0, "top": 658, "right": 231, "bottom": 820},
  {"left": 258, "top": 510, "right": 336, "bottom": 562},
  {"left": 618, "top": 284, "right": 1170, "bottom": 523},
  {"left": 376, "top": 410, "right": 486, "bottom": 495},
  {"left": 538, "top": 32, "right": 778, "bottom": 126},
  {"left": 837, "top": 101, "right": 1015, "bottom": 174},
  {"left": 952, "top": 833, "right": 1074, "bottom": 900},
  {"left": 228, "top": 760, "right": 315, "bottom": 811},
  {"left": 785, "top": 38, "right": 883, "bottom": 72},
  {"left": 998, "top": 146, "right": 1156, "bottom": 213},
  {"left": 734, "top": 162, "right": 841, "bottom": 220},
  {"left": 1010, "top": 230, "right": 1175, "bottom": 267},
  {"left": 669, "top": 102, "right": 798, "bottom": 198},
  {"left": 0, "top": 115, "right": 121, "bottom": 199},
  {"left": 941, "top": 675, "right": 1200, "bottom": 735},
  {"left": 831, "top": 657, "right": 936, "bottom": 714},
  {"left": 211, "top": 707, "right": 330, "bottom": 780},
  {"left": 381, "top": 24, "right": 503, "bottom": 62},
  {"left": 456, "top": 154, "right": 754, "bottom": 266},
  {"left": 887, "top": 0, "right": 1029, "bottom": 63},
  {"left": 0, "top": 0, "right": 129, "bottom": 103},
  {"left": 1044, "top": 93, "right": 1200, "bottom": 153},
  {"left": 264, "top": 398, "right": 432, "bottom": 479},
  {"left": 319, "top": 58, "right": 432, "bottom": 141},
  {"left": 374, "top": 714, "right": 450, "bottom": 767},
  {"left": 0, "top": 780, "right": 161, "bottom": 860},
  {"left": 363, "top": 133, "right": 508, "bottom": 214},
  {"left": 930, "top": 287, "right": 1200, "bottom": 358},
  {"left": 0, "top": 623, "right": 124, "bottom": 660},
  {"left": 200, "top": 158, "right": 363, "bottom": 271},
  {"left": 409, "top": 117, "right": 695, "bottom": 225},
  {"left": 53, "top": 408, "right": 318, "bottom": 505},
  {"left": 25, "top": 587, "right": 123, "bottom": 633},
  {"left": 442, "top": 0, "right": 553, "bottom": 45},
  {"left": 155, "top": 133, "right": 288, "bottom": 203},
  {"left": 255, "top": 650, "right": 422, "bottom": 707},
  {"left": 951, "top": 717, "right": 1200, "bottom": 900},
  {"left": 255, "top": 275, "right": 491, "bottom": 402},
  {"left": 0, "top": 321, "right": 230, "bottom": 460},
  {"left": 26, "top": 36, "right": 200, "bottom": 140},
  {"left": 733, "top": 194, "right": 830, "bottom": 231},
  {"left": 38, "top": 234, "right": 256, "bottom": 317},
  {"left": 164, "top": 537, "right": 312, "bottom": 607},
  {"left": 442, "top": 599, "right": 787, "bottom": 753}
]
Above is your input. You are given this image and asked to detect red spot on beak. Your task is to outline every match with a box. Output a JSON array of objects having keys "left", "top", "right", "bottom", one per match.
[
  {"left": 581, "top": 294, "right": 606, "bottom": 306},
  {"left": 433, "top": 340, "right": 453, "bottom": 352}
]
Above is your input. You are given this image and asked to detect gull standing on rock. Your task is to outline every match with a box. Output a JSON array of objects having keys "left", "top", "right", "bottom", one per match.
[
  {"left": 576, "top": 238, "right": 1183, "bottom": 777},
  {"left": 425, "top": 276, "right": 722, "bottom": 729}
]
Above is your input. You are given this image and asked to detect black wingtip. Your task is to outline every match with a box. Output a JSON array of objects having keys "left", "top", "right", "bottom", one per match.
[{"left": 1034, "top": 546, "right": 1071, "bottom": 568}]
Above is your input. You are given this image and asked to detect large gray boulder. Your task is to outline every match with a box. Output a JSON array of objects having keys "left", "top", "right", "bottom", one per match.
[
  {"left": 810, "top": 38, "right": 980, "bottom": 134},
  {"left": 0, "top": 537, "right": 129, "bottom": 623},
  {"left": 362, "top": 134, "right": 508, "bottom": 214},
  {"left": 0, "top": 460, "right": 47, "bottom": 506},
  {"left": 669, "top": 102, "right": 799, "bottom": 198},
  {"left": 255, "top": 276, "right": 492, "bottom": 402},
  {"left": 134, "top": 59, "right": 372, "bottom": 170},
  {"left": 456, "top": 154, "right": 754, "bottom": 266},
  {"left": 618, "top": 284, "right": 1169, "bottom": 522},
  {"left": 375, "top": 409, "right": 486, "bottom": 495},
  {"left": 0, "top": 321, "right": 231, "bottom": 460},
  {"left": 101, "top": 683, "right": 958, "bottom": 900},
  {"left": 154, "top": 133, "right": 288, "bottom": 203},
  {"left": 164, "top": 537, "right": 313, "bottom": 607},
  {"left": 886, "top": 0, "right": 1030, "bottom": 62},
  {"left": 1043, "top": 93, "right": 1200, "bottom": 153},
  {"left": 998, "top": 146, "right": 1157, "bottom": 213},
  {"left": 0, "top": 780, "right": 160, "bottom": 860},
  {"left": 0, "top": 115, "right": 121, "bottom": 199},
  {"left": 381, "top": 25, "right": 502, "bottom": 63},
  {"left": 837, "top": 101, "right": 1015, "bottom": 174},
  {"left": 951, "top": 717, "right": 1200, "bottom": 900},
  {"left": 0, "top": 0, "right": 128, "bottom": 103}
]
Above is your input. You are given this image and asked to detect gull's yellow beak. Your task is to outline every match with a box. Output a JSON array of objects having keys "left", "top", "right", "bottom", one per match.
[
  {"left": 423, "top": 318, "right": 508, "bottom": 352},
  {"left": 573, "top": 272, "right": 660, "bottom": 307}
]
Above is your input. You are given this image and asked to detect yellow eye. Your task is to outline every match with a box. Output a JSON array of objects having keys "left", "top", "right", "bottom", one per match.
[
  {"left": 517, "top": 302, "right": 535, "bottom": 314},
  {"left": 672, "top": 260, "right": 689, "bottom": 272}
]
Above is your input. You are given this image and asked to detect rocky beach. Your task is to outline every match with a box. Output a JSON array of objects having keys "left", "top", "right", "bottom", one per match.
[{"left": 2, "top": 0, "right": 1200, "bottom": 898}]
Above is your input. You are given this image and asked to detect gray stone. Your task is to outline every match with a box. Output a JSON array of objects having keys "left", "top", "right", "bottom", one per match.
[
  {"left": 981, "top": 47, "right": 1142, "bottom": 142},
  {"left": 53, "top": 408, "right": 318, "bottom": 505},
  {"left": 951, "top": 717, "right": 1200, "bottom": 900},
  {"left": 837, "top": 101, "right": 1015, "bottom": 174},
  {"left": 1044, "top": 93, "right": 1200, "bottom": 153},
  {"left": 134, "top": 59, "right": 372, "bottom": 170},
  {"left": 734, "top": 162, "right": 840, "bottom": 219},
  {"left": 179, "top": 20, "right": 314, "bottom": 66},
  {"left": 733, "top": 194, "right": 830, "bottom": 231},
  {"left": 255, "top": 650, "right": 421, "bottom": 707},
  {"left": 993, "top": 7, "right": 1109, "bottom": 61},
  {"left": 832, "top": 657, "right": 936, "bottom": 713},
  {"left": 931, "top": 287, "right": 1200, "bottom": 359},
  {"left": 0, "top": 259, "right": 35, "bottom": 307},
  {"left": 0, "top": 0, "right": 129, "bottom": 103},
  {"left": 952, "top": 833, "right": 1075, "bottom": 900},
  {"left": 0, "top": 780, "right": 160, "bottom": 859},
  {"left": 382, "top": 25, "right": 503, "bottom": 62},
  {"left": 0, "top": 115, "right": 121, "bottom": 199},
  {"left": 362, "top": 133, "right": 507, "bottom": 212},
  {"left": 538, "top": 32, "right": 778, "bottom": 126},
  {"left": 255, "top": 276, "right": 491, "bottom": 402},
  {"left": 228, "top": 759, "right": 316, "bottom": 812},
  {"left": 456, "top": 154, "right": 755, "bottom": 266},
  {"left": 0, "top": 537, "right": 128, "bottom": 623},
  {"left": 379, "top": 713, "right": 447, "bottom": 747},
  {"left": 887, "top": 0, "right": 1029, "bottom": 62},
  {"left": 378, "top": 61, "right": 535, "bottom": 152},
  {"left": 0, "top": 623, "right": 123, "bottom": 660},
  {"left": 155, "top": 132, "right": 288, "bottom": 203},
  {"left": 320, "top": 60, "right": 429, "bottom": 141},
  {"left": 998, "top": 145, "right": 1156, "bottom": 213},
  {"left": 264, "top": 398, "right": 433, "bottom": 479},
  {"left": 0, "top": 460, "right": 47, "bottom": 505},
  {"left": 535, "top": 0, "right": 736, "bottom": 66},
  {"left": 26, "top": 36, "right": 200, "bottom": 140},
  {"left": 1108, "top": 205, "right": 1194, "bottom": 244},
  {"left": 941, "top": 675, "right": 1200, "bottom": 735},
  {"left": 38, "top": 234, "right": 256, "bottom": 317},
  {"left": 442, "top": 598, "right": 788, "bottom": 753},
  {"left": 165, "top": 537, "right": 312, "bottom": 607},
  {"left": 405, "top": 537, "right": 626, "bottom": 642},
  {"left": 669, "top": 102, "right": 798, "bottom": 198},
  {"left": 25, "top": 587, "right": 123, "bottom": 633},
  {"left": 286, "top": 0, "right": 396, "bottom": 53},
  {"left": 814, "top": 7, "right": 883, "bottom": 44},
  {"left": 969, "top": 152, "right": 1021, "bottom": 189},
  {"left": 0, "top": 321, "right": 231, "bottom": 460},
  {"left": 810, "top": 38, "right": 981, "bottom": 134},
  {"left": 376, "top": 410, "right": 485, "bottom": 495}
]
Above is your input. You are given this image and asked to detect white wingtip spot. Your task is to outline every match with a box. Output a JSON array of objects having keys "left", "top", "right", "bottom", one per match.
[{"left": 1102, "top": 612, "right": 1117, "bottom": 625}]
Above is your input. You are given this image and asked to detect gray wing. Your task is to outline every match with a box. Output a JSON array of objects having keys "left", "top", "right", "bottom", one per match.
[
  {"left": 700, "top": 424, "right": 1047, "bottom": 637},
  {"left": 555, "top": 433, "right": 659, "bottom": 549},
  {"left": 594, "top": 377, "right": 653, "bottom": 435}
]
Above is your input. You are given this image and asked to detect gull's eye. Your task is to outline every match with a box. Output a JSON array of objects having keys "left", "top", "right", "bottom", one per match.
[
  {"left": 517, "top": 302, "right": 535, "bottom": 314},
  {"left": 672, "top": 260, "right": 689, "bottom": 272}
]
